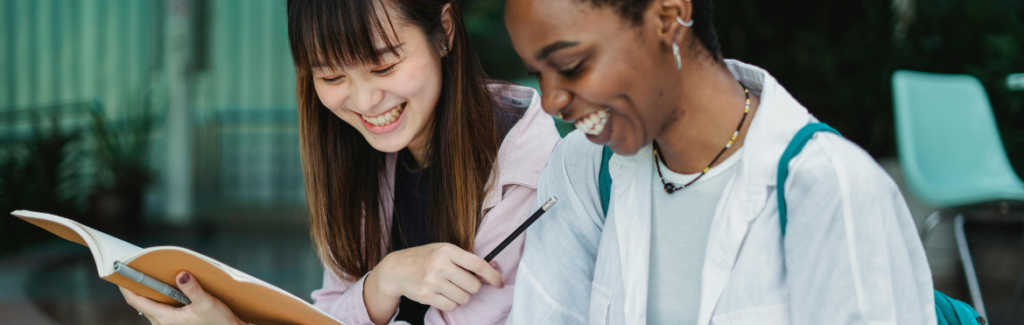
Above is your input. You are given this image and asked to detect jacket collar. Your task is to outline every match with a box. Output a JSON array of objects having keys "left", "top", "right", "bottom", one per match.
[
  {"left": 606, "top": 59, "right": 815, "bottom": 325},
  {"left": 483, "top": 84, "right": 559, "bottom": 211}
]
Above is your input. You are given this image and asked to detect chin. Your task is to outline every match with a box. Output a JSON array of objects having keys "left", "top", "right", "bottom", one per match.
[
  {"left": 605, "top": 137, "right": 646, "bottom": 157},
  {"left": 363, "top": 133, "right": 412, "bottom": 154}
]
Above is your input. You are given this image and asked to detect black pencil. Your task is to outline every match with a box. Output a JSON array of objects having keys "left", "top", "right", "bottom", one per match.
[{"left": 483, "top": 196, "right": 558, "bottom": 262}]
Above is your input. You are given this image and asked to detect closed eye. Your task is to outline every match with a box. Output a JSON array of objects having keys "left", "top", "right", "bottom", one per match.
[
  {"left": 559, "top": 59, "right": 585, "bottom": 78},
  {"left": 372, "top": 63, "right": 398, "bottom": 75},
  {"left": 322, "top": 76, "right": 344, "bottom": 83}
]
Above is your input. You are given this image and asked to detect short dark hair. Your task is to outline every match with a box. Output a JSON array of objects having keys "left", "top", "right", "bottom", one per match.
[{"left": 580, "top": 0, "right": 722, "bottom": 61}]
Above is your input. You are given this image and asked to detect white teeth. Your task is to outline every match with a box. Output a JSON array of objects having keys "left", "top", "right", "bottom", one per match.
[
  {"left": 575, "top": 109, "right": 609, "bottom": 136},
  {"left": 363, "top": 104, "right": 404, "bottom": 126}
]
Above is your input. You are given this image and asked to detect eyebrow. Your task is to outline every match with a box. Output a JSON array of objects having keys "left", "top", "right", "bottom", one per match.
[{"left": 535, "top": 41, "right": 579, "bottom": 61}]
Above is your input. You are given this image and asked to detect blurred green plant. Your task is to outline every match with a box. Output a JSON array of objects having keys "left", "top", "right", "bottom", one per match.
[
  {"left": 713, "top": 0, "right": 1023, "bottom": 172},
  {"left": 0, "top": 111, "right": 87, "bottom": 256},
  {"left": 462, "top": 0, "right": 529, "bottom": 81},
  {"left": 88, "top": 93, "right": 156, "bottom": 237}
]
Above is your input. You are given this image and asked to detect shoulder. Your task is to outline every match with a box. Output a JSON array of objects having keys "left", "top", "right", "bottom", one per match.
[
  {"left": 783, "top": 131, "right": 910, "bottom": 230},
  {"left": 537, "top": 131, "right": 606, "bottom": 224},
  {"left": 788, "top": 132, "right": 899, "bottom": 196},
  {"left": 491, "top": 83, "right": 561, "bottom": 188},
  {"left": 544, "top": 130, "right": 605, "bottom": 185}
]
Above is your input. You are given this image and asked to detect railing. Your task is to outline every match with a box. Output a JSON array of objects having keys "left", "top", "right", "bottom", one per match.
[{"left": 194, "top": 107, "right": 306, "bottom": 215}]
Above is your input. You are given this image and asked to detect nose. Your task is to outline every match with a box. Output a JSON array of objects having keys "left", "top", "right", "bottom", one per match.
[
  {"left": 539, "top": 78, "right": 572, "bottom": 117},
  {"left": 347, "top": 80, "right": 385, "bottom": 114}
]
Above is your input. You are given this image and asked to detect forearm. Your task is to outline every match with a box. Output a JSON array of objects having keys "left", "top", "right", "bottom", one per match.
[{"left": 363, "top": 267, "right": 400, "bottom": 325}]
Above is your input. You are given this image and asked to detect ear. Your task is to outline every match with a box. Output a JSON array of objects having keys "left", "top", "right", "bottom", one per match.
[
  {"left": 653, "top": 0, "right": 693, "bottom": 47},
  {"left": 440, "top": 3, "right": 455, "bottom": 54}
]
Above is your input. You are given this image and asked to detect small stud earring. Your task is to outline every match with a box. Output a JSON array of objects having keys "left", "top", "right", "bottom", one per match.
[
  {"left": 443, "top": 45, "right": 448, "bottom": 51},
  {"left": 554, "top": 112, "right": 564, "bottom": 120}
]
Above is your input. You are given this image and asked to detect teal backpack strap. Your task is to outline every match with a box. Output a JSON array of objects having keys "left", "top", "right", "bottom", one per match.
[
  {"left": 599, "top": 146, "right": 614, "bottom": 216},
  {"left": 776, "top": 123, "right": 839, "bottom": 235},
  {"left": 776, "top": 122, "right": 983, "bottom": 325}
]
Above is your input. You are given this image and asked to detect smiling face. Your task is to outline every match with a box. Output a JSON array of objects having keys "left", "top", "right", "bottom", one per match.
[
  {"left": 311, "top": 15, "right": 444, "bottom": 154},
  {"left": 505, "top": 0, "right": 682, "bottom": 155}
]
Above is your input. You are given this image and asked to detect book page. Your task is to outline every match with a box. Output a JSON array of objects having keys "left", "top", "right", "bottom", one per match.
[
  {"left": 77, "top": 222, "right": 143, "bottom": 272},
  {"left": 11, "top": 210, "right": 143, "bottom": 275}
]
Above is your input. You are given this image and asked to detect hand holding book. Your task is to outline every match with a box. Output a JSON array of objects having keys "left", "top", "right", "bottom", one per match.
[
  {"left": 120, "top": 270, "right": 248, "bottom": 325},
  {"left": 10, "top": 210, "right": 348, "bottom": 325}
]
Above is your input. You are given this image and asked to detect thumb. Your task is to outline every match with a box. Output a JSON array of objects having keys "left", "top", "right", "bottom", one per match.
[{"left": 175, "top": 271, "right": 211, "bottom": 305}]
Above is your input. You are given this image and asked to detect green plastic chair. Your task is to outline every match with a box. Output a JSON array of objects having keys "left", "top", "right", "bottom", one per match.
[
  {"left": 892, "top": 70, "right": 1024, "bottom": 207},
  {"left": 892, "top": 70, "right": 1024, "bottom": 320}
]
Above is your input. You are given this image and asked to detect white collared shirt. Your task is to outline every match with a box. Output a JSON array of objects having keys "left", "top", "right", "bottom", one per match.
[{"left": 508, "top": 60, "right": 935, "bottom": 325}]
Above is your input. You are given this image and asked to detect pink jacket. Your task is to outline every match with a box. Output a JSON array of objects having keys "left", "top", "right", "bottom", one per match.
[{"left": 310, "top": 84, "right": 560, "bottom": 325}]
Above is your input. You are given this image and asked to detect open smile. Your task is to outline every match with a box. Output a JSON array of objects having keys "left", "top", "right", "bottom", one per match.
[
  {"left": 573, "top": 108, "right": 609, "bottom": 136},
  {"left": 359, "top": 102, "right": 407, "bottom": 134}
]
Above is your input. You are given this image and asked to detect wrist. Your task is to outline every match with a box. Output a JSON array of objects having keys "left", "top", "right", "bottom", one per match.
[{"left": 368, "top": 266, "right": 398, "bottom": 301}]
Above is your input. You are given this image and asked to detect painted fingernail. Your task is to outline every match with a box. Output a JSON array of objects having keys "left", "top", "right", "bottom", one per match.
[
  {"left": 499, "top": 282, "right": 505, "bottom": 289},
  {"left": 178, "top": 273, "right": 190, "bottom": 285}
]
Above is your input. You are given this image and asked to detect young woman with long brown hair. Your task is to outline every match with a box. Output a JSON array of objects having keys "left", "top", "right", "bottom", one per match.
[{"left": 117, "top": 0, "right": 558, "bottom": 324}]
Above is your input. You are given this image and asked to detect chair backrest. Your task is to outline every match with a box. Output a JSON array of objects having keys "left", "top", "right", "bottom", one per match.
[{"left": 892, "top": 70, "right": 1024, "bottom": 207}]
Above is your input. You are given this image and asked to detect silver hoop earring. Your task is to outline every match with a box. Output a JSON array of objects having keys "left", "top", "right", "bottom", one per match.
[
  {"left": 676, "top": 16, "right": 693, "bottom": 27},
  {"left": 672, "top": 42, "right": 682, "bottom": 70}
]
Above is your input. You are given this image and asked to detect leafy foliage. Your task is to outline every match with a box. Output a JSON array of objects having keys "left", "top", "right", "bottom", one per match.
[
  {"left": 714, "top": 0, "right": 1023, "bottom": 173},
  {"left": 0, "top": 113, "right": 86, "bottom": 256}
]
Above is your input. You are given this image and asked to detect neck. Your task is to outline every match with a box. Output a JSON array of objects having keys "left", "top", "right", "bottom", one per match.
[
  {"left": 654, "top": 60, "right": 760, "bottom": 174},
  {"left": 406, "top": 126, "right": 433, "bottom": 169},
  {"left": 407, "top": 141, "right": 429, "bottom": 170}
]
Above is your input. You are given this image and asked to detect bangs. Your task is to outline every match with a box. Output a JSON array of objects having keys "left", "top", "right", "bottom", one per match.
[{"left": 288, "top": 0, "right": 402, "bottom": 71}]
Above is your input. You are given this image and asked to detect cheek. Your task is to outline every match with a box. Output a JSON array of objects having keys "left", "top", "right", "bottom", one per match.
[
  {"left": 391, "top": 56, "right": 442, "bottom": 112},
  {"left": 314, "top": 83, "right": 346, "bottom": 111},
  {"left": 313, "top": 84, "right": 359, "bottom": 123}
]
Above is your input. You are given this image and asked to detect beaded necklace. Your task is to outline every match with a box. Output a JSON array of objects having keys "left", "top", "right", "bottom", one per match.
[{"left": 654, "top": 86, "right": 750, "bottom": 194}]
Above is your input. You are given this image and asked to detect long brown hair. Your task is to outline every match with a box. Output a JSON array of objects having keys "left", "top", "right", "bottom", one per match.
[{"left": 287, "top": 0, "right": 499, "bottom": 281}]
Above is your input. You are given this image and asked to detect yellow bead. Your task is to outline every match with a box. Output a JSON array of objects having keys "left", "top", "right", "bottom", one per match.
[
  {"left": 744, "top": 108, "right": 749, "bottom": 113},
  {"left": 703, "top": 167, "right": 710, "bottom": 173}
]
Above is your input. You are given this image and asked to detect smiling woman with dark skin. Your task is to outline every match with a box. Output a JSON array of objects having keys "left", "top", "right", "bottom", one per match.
[
  {"left": 508, "top": 0, "right": 756, "bottom": 167},
  {"left": 504, "top": 0, "right": 936, "bottom": 324}
]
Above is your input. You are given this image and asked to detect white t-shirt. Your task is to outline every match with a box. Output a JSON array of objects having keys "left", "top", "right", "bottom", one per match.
[{"left": 647, "top": 147, "right": 743, "bottom": 324}]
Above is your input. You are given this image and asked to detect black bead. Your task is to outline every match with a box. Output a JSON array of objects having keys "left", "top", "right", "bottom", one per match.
[{"left": 664, "top": 183, "right": 676, "bottom": 194}]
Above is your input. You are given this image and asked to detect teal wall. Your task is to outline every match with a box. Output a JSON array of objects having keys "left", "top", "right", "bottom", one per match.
[
  {"left": 1, "top": 0, "right": 163, "bottom": 112},
  {"left": 1, "top": 0, "right": 305, "bottom": 226},
  {"left": 1, "top": 0, "right": 297, "bottom": 115},
  {"left": 192, "top": 0, "right": 297, "bottom": 119}
]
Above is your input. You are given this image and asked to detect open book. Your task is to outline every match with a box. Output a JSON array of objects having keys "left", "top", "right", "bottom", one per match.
[{"left": 12, "top": 210, "right": 346, "bottom": 325}]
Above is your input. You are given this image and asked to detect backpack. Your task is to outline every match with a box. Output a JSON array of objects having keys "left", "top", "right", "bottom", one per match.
[{"left": 596, "top": 123, "right": 984, "bottom": 325}]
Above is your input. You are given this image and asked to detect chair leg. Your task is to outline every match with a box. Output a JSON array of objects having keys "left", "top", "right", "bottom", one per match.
[
  {"left": 921, "top": 210, "right": 944, "bottom": 243},
  {"left": 954, "top": 214, "right": 988, "bottom": 319}
]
